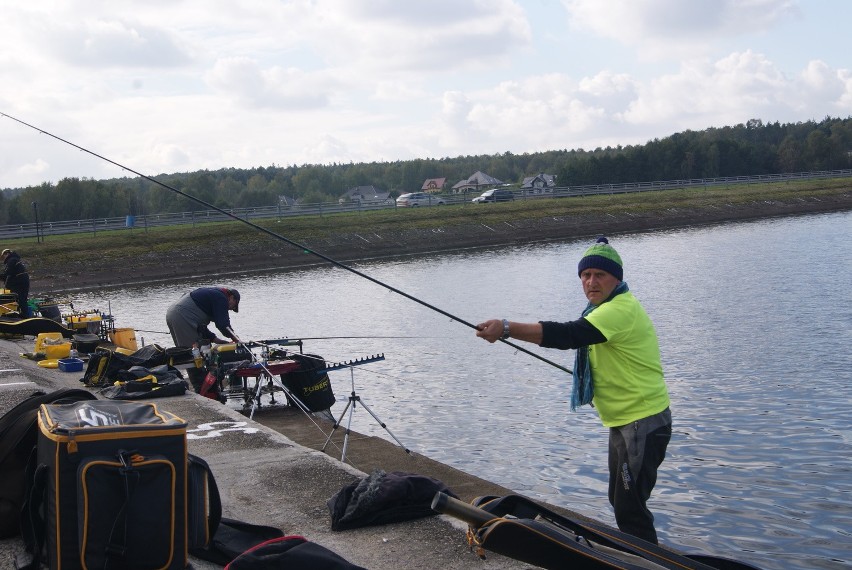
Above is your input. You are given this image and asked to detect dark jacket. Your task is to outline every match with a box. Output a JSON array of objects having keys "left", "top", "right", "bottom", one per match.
[
  {"left": 189, "top": 287, "right": 233, "bottom": 339},
  {"left": 0, "top": 252, "right": 30, "bottom": 293}
]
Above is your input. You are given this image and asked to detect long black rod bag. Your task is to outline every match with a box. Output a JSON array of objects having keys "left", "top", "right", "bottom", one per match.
[
  {"left": 36, "top": 400, "right": 188, "bottom": 570},
  {"left": 468, "top": 494, "right": 762, "bottom": 570}
]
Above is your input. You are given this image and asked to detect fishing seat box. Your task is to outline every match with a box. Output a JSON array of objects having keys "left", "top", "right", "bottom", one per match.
[
  {"left": 72, "top": 333, "right": 101, "bottom": 354},
  {"left": 36, "top": 400, "right": 189, "bottom": 570},
  {"left": 211, "top": 343, "right": 253, "bottom": 364},
  {"left": 165, "top": 346, "right": 194, "bottom": 365}
]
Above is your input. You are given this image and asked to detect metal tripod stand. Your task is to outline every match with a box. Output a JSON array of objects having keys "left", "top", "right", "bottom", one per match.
[{"left": 322, "top": 364, "right": 410, "bottom": 463}]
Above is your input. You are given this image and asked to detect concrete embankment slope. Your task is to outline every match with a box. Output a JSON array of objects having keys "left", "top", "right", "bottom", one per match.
[
  {"left": 0, "top": 337, "right": 538, "bottom": 570},
  {"left": 27, "top": 187, "right": 852, "bottom": 293}
]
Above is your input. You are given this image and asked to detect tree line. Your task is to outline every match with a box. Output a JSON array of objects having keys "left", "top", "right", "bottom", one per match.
[{"left": 2, "top": 116, "right": 850, "bottom": 225}]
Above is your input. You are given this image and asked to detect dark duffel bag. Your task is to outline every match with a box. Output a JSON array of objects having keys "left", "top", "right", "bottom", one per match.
[{"left": 225, "top": 536, "right": 367, "bottom": 570}]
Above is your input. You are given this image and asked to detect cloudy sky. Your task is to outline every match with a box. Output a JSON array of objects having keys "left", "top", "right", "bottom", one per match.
[{"left": 1, "top": 0, "right": 850, "bottom": 189}]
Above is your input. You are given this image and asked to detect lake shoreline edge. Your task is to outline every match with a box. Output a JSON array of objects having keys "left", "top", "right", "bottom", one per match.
[{"left": 32, "top": 190, "right": 852, "bottom": 294}]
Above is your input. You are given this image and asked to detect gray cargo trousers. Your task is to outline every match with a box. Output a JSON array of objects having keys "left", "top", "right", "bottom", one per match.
[{"left": 608, "top": 407, "right": 672, "bottom": 544}]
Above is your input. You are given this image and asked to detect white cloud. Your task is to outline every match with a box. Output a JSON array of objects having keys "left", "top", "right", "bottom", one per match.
[
  {"left": 798, "top": 60, "right": 848, "bottom": 104},
  {"left": 563, "top": 0, "right": 799, "bottom": 59},
  {"left": 618, "top": 53, "right": 784, "bottom": 130},
  {"left": 149, "top": 143, "right": 191, "bottom": 172},
  {"left": 46, "top": 19, "right": 191, "bottom": 68},
  {"left": 205, "top": 58, "right": 336, "bottom": 110},
  {"left": 620, "top": 50, "right": 852, "bottom": 134},
  {"left": 577, "top": 71, "right": 639, "bottom": 114},
  {"left": 372, "top": 80, "right": 428, "bottom": 103},
  {"left": 13, "top": 158, "right": 51, "bottom": 180},
  {"left": 838, "top": 71, "right": 852, "bottom": 111},
  {"left": 301, "top": 134, "right": 352, "bottom": 165},
  {"left": 438, "top": 91, "right": 479, "bottom": 149},
  {"left": 1, "top": 0, "right": 851, "bottom": 189},
  {"left": 307, "top": 0, "right": 531, "bottom": 73},
  {"left": 436, "top": 74, "right": 615, "bottom": 154}
]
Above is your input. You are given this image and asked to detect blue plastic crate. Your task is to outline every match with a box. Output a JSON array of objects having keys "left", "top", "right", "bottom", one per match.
[{"left": 58, "top": 358, "right": 84, "bottom": 372}]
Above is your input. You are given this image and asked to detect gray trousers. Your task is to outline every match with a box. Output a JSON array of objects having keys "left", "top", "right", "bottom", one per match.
[
  {"left": 165, "top": 293, "right": 208, "bottom": 348},
  {"left": 607, "top": 407, "right": 672, "bottom": 544}
]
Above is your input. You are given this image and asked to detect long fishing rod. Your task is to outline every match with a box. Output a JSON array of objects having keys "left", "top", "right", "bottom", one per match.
[
  {"left": 1, "top": 112, "right": 572, "bottom": 374},
  {"left": 133, "top": 330, "right": 439, "bottom": 340},
  {"left": 266, "top": 335, "right": 444, "bottom": 340}
]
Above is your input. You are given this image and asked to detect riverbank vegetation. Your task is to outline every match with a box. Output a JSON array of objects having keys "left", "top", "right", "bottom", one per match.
[
  {"left": 2, "top": 117, "right": 851, "bottom": 225},
  {"left": 7, "top": 175, "right": 850, "bottom": 294}
]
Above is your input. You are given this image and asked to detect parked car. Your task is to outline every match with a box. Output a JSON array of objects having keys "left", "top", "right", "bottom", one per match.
[
  {"left": 396, "top": 192, "right": 446, "bottom": 207},
  {"left": 472, "top": 188, "right": 515, "bottom": 203}
]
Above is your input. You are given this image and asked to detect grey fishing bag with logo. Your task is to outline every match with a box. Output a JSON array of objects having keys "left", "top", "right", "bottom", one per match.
[{"left": 30, "top": 400, "right": 188, "bottom": 570}]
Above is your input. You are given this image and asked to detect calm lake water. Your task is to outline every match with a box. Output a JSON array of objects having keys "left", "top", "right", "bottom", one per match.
[{"left": 72, "top": 211, "right": 851, "bottom": 570}]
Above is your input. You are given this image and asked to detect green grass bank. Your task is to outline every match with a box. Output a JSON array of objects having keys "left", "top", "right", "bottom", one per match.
[{"left": 8, "top": 177, "right": 851, "bottom": 294}]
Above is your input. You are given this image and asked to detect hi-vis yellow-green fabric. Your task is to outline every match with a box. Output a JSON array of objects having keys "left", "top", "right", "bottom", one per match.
[{"left": 582, "top": 291, "right": 669, "bottom": 427}]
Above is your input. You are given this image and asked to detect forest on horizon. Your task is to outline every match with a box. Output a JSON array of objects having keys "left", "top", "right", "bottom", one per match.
[{"left": 1, "top": 116, "right": 851, "bottom": 225}]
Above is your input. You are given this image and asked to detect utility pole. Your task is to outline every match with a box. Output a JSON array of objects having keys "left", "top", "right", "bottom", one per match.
[{"left": 31, "top": 201, "right": 42, "bottom": 242}]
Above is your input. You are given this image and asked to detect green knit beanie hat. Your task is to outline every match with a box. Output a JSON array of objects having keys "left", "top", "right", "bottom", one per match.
[{"left": 577, "top": 236, "right": 623, "bottom": 280}]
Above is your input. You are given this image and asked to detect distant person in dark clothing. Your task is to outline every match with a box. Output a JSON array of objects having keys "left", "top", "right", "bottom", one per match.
[
  {"left": 0, "top": 249, "right": 31, "bottom": 318},
  {"left": 166, "top": 287, "right": 241, "bottom": 347},
  {"left": 166, "top": 286, "right": 241, "bottom": 392}
]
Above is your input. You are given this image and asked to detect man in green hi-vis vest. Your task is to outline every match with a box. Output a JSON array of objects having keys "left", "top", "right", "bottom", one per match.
[{"left": 476, "top": 236, "right": 672, "bottom": 544}]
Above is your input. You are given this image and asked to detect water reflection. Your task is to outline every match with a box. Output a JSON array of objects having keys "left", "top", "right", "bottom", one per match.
[{"left": 75, "top": 212, "right": 852, "bottom": 570}]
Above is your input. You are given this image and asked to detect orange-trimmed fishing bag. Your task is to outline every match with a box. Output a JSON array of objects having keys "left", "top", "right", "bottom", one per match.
[{"left": 34, "top": 400, "right": 188, "bottom": 570}]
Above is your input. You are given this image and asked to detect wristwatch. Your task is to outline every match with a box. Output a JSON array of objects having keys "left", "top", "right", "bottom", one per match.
[{"left": 501, "top": 319, "right": 510, "bottom": 340}]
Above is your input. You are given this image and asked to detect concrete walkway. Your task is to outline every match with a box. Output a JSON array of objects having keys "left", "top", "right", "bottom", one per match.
[{"left": 0, "top": 336, "right": 541, "bottom": 570}]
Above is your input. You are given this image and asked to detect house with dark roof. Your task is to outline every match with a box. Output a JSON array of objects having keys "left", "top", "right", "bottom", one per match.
[
  {"left": 421, "top": 178, "right": 446, "bottom": 193},
  {"left": 338, "top": 185, "right": 391, "bottom": 204},
  {"left": 451, "top": 171, "right": 503, "bottom": 194},
  {"left": 520, "top": 173, "right": 556, "bottom": 194}
]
